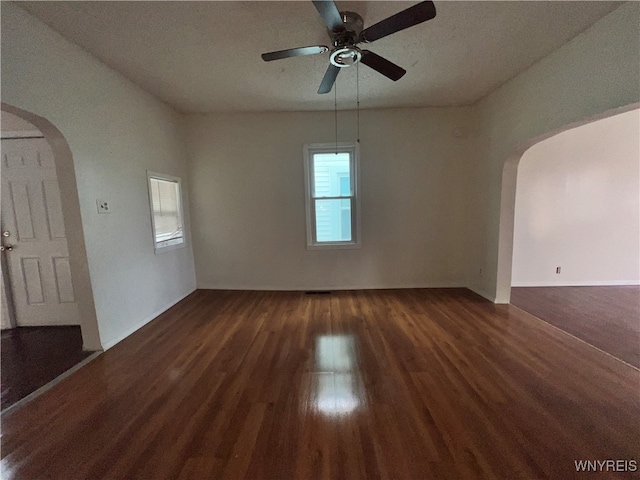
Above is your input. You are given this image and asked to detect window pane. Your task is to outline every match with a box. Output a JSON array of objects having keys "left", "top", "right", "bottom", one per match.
[
  {"left": 339, "top": 175, "right": 350, "bottom": 196},
  {"left": 313, "top": 153, "right": 350, "bottom": 197},
  {"left": 340, "top": 206, "right": 351, "bottom": 240},
  {"left": 150, "top": 178, "right": 183, "bottom": 243},
  {"left": 315, "top": 199, "right": 352, "bottom": 242}
]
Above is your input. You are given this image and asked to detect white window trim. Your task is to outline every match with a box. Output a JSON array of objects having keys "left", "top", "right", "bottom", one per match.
[
  {"left": 303, "top": 142, "right": 361, "bottom": 250},
  {"left": 147, "top": 170, "right": 186, "bottom": 254}
]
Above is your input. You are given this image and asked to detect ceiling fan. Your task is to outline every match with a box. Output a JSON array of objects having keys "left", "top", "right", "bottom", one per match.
[{"left": 261, "top": 1, "right": 436, "bottom": 94}]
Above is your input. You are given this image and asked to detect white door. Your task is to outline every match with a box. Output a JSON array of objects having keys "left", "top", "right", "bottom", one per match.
[
  {"left": 0, "top": 137, "right": 80, "bottom": 326},
  {"left": 1, "top": 265, "right": 14, "bottom": 329}
]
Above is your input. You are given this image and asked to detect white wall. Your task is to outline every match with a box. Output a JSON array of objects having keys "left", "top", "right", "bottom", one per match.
[
  {"left": 183, "top": 108, "right": 476, "bottom": 290},
  {"left": 471, "top": 2, "right": 640, "bottom": 302},
  {"left": 512, "top": 109, "right": 640, "bottom": 286},
  {"left": 1, "top": 4, "right": 196, "bottom": 349},
  {"left": 3, "top": 1, "right": 638, "bottom": 313}
]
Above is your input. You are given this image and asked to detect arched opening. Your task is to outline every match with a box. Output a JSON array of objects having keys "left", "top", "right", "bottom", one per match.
[
  {"left": 1, "top": 103, "right": 101, "bottom": 406},
  {"left": 495, "top": 102, "right": 640, "bottom": 304},
  {"left": 511, "top": 109, "right": 639, "bottom": 287}
]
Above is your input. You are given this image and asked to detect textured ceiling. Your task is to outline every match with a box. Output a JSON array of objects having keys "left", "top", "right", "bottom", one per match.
[{"left": 17, "top": 1, "right": 622, "bottom": 113}]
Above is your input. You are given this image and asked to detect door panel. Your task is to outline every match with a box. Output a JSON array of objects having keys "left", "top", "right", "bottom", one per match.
[
  {"left": 1, "top": 137, "right": 80, "bottom": 326},
  {"left": 1, "top": 263, "right": 14, "bottom": 329},
  {"left": 10, "top": 182, "right": 36, "bottom": 240},
  {"left": 53, "top": 256, "right": 75, "bottom": 303},
  {"left": 43, "top": 180, "right": 66, "bottom": 239},
  {"left": 22, "top": 257, "right": 45, "bottom": 304}
]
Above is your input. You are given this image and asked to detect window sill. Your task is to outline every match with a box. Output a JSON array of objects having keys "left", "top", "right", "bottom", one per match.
[
  {"left": 154, "top": 241, "right": 185, "bottom": 254},
  {"left": 306, "top": 242, "right": 361, "bottom": 251}
]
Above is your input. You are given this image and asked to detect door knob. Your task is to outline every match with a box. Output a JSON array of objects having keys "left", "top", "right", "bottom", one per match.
[
  {"left": 2, "top": 231, "right": 9, "bottom": 237},
  {"left": 0, "top": 245, "right": 13, "bottom": 251}
]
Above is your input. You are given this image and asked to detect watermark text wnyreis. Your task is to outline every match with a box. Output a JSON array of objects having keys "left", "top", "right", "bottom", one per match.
[{"left": 575, "top": 460, "right": 637, "bottom": 472}]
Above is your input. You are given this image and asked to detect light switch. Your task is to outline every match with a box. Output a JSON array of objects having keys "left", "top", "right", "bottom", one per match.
[{"left": 96, "top": 199, "right": 111, "bottom": 214}]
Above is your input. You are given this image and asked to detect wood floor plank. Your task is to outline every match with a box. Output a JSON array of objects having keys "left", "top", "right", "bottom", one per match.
[
  {"left": 1, "top": 326, "right": 94, "bottom": 410},
  {"left": 511, "top": 286, "right": 640, "bottom": 368},
  {"left": 1, "top": 289, "right": 638, "bottom": 479}
]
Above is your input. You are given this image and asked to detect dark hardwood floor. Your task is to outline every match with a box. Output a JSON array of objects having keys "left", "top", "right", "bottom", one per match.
[
  {"left": 511, "top": 286, "right": 640, "bottom": 368},
  {"left": 1, "top": 326, "right": 93, "bottom": 410},
  {"left": 1, "top": 289, "right": 639, "bottom": 479}
]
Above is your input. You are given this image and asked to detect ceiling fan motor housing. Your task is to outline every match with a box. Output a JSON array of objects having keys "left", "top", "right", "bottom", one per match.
[
  {"left": 329, "top": 11, "right": 364, "bottom": 46},
  {"left": 328, "top": 11, "right": 364, "bottom": 67}
]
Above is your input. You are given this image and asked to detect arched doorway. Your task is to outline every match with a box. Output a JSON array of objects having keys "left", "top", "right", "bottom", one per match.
[
  {"left": 503, "top": 107, "right": 639, "bottom": 368},
  {"left": 1, "top": 103, "right": 101, "bottom": 409},
  {"left": 494, "top": 102, "right": 640, "bottom": 304}
]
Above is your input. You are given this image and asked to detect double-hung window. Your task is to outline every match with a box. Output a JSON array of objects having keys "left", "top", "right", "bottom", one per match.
[
  {"left": 304, "top": 142, "right": 360, "bottom": 249},
  {"left": 147, "top": 171, "right": 185, "bottom": 253}
]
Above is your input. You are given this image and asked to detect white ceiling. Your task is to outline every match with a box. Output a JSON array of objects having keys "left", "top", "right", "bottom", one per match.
[{"left": 17, "top": 1, "right": 622, "bottom": 113}]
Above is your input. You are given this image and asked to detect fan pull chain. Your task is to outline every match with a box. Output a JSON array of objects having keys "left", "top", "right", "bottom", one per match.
[
  {"left": 356, "top": 62, "right": 360, "bottom": 144},
  {"left": 334, "top": 78, "right": 338, "bottom": 154}
]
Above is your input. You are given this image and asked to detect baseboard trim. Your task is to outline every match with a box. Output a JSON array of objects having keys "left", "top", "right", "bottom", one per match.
[
  {"left": 511, "top": 280, "right": 640, "bottom": 287},
  {"left": 196, "top": 283, "right": 466, "bottom": 291},
  {"left": 11, "top": 321, "right": 82, "bottom": 327},
  {"left": 101, "top": 288, "right": 196, "bottom": 350}
]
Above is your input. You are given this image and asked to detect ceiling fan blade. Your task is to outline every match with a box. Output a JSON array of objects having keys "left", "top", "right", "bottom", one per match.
[
  {"left": 359, "top": 1, "right": 436, "bottom": 43},
  {"left": 360, "top": 50, "right": 406, "bottom": 81},
  {"left": 318, "top": 64, "right": 340, "bottom": 94},
  {"left": 312, "top": 0, "right": 345, "bottom": 32},
  {"left": 262, "top": 45, "right": 329, "bottom": 62}
]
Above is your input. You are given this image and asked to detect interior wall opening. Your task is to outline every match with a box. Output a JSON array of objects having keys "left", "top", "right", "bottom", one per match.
[
  {"left": 495, "top": 106, "right": 640, "bottom": 368},
  {"left": 494, "top": 102, "right": 640, "bottom": 305},
  {"left": 1, "top": 103, "right": 102, "bottom": 411}
]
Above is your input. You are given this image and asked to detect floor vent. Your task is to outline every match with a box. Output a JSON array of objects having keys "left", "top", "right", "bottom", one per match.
[{"left": 305, "top": 291, "right": 332, "bottom": 295}]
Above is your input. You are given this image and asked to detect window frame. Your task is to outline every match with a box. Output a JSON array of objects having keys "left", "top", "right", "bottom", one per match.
[
  {"left": 146, "top": 170, "right": 186, "bottom": 254},
  {"left": 303, "top": 142, "right": 361, "bottom": 250}
]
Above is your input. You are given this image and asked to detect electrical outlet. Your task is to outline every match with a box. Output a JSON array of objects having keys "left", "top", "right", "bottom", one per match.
[
  {"left": 96, "top": 199, "right": 111, "bottom": 214},
  {"left": 556, "top": 266, "right": 561, "bottom": 274},
  {"left": 479, "top": 268, "right": 483, "bottom": 276}
]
